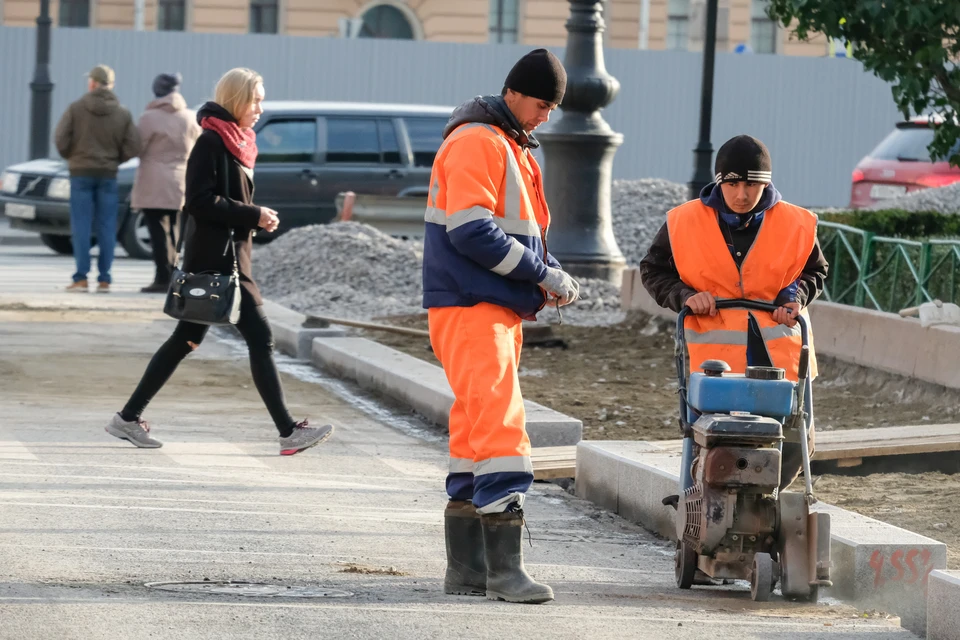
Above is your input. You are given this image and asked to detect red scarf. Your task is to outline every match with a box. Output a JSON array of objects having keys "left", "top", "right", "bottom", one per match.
[{"left": 200, "top": 116, "right": 258, "bottom": 169}]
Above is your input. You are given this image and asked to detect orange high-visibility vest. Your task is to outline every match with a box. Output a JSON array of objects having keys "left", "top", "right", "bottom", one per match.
[{"left": 667, "top": 200, "right": 819, "bottom": 381}]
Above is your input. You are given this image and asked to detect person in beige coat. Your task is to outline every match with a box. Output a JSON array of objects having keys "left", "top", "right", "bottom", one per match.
[{"left": 131, "top": 73, "right": 202, "bottom": 292}]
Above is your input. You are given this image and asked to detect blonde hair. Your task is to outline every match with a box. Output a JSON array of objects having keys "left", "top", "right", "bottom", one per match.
[{"left": 214, "top": 68, "right": 263, "bottom": 121}]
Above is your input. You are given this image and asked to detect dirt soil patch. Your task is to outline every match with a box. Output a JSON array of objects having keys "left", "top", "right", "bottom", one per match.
[
  {"left": 368, "top": 312, "right": 960, "bottom": 442},
  {"left": 337, "top": 563, "right": 408, "bottom": 576},
  {"left": 815, "top": 471, "right": 960, "bottom": 569},
  {"left": 365, "top": 311, "right": 960, "bottom": 568}
]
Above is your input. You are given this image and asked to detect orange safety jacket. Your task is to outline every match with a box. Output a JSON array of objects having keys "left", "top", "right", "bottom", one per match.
[
  {"left": 422, "top": 121, "right": 558, "bottom": 320},
  {"left": 667, "top": 199, "right": 819, "bottom": 381}
]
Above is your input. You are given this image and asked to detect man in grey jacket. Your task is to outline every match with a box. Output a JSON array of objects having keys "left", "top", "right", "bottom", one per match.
[{"left": 55, "top": 64, "right": 141, "bottom": 293}]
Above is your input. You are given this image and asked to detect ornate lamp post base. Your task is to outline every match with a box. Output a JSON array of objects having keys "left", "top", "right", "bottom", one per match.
[
  {"left": 538, "top": 131, "right": 625, "bottom": 284},
  {"left": 538, "top": 0, "right": 626, "bottom": 286}
]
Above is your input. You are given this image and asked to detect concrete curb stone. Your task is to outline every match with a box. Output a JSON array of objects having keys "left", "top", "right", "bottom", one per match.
[{"left": 575, "top": 440, "right": 948, "bottom": 636}]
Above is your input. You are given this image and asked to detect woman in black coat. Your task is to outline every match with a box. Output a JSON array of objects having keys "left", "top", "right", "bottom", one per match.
[{"left": 106, "top": 68, "right": 334, "bottom": 455}]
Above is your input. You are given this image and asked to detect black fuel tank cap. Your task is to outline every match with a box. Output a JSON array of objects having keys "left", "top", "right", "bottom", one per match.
[{"left": 744, "top": 366, "right": 785, "bottom": 380}]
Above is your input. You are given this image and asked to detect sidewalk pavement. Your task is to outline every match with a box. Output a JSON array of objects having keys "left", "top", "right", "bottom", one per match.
[{"left": 0, "top": 252, "right": 915, "bottom": 640}]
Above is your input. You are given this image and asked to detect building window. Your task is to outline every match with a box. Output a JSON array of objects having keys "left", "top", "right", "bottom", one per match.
[
  {"left": 250, "top": 0, "right": 278, "bottom": 34},
  {"left": 750, "top": 0, "right": 778, "bottom": 54},
  {"left": 489, "top": 0, "right": 518, "bottom": 44},
  {"left": 828, "top": 37, "right": 853, "bottom": 58},
  {"left": 358, "top": 4, "right": 415, "bottom": 39},
  {"left": 59, "top": 0, "right": 90, "bottom": 27},
  {"left": 666, "top": 0, "right": 690, "bottom": 51},
  {"left": 158, "top": 0, "right": 186, "bottom": 31}
]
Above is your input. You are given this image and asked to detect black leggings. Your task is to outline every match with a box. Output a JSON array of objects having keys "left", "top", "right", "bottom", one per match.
[{"left": 121, "top": 287, "right": 297, "bottom": 436}]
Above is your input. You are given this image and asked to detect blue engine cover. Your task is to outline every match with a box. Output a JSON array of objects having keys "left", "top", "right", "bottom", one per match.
[{"left": 688, "top": 373, "right": 796, "bottom": 418}]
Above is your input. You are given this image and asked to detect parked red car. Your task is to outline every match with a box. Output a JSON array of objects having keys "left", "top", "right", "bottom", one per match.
[{"left": 849, "top": 117, "right": 960, "bottom": 209}]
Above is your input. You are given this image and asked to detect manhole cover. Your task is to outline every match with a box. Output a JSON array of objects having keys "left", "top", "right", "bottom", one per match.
[{"left": 144, "top": 581, "right": 353, "bottom": 598}]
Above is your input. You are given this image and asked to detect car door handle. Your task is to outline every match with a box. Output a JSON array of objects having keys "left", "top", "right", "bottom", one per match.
[{"left": 386, "top": 169, "right": 405, "bottom": 179}]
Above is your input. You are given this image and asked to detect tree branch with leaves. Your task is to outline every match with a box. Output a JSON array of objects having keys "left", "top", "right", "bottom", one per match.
[{"left": 766, "top": 0, "right": 960, "bottom": 165}]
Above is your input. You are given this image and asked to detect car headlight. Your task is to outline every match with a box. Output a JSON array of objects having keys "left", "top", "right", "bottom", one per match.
[
  {"left": 0, "top": 171, "right": 19, "bottom": 194},
  {"left": 47, "top": 177, "right": 70, "bottom": 200}
]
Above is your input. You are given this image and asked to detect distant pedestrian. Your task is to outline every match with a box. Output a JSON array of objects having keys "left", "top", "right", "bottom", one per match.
[
  {"left": 107, "top": 68, "right": 334, "bottom": 456},
  {"left": 131, "top": 73, "right": 202, "bottom": 293},
  {"left": 55, "top": 64, "right": 141, "bottom": 293}
]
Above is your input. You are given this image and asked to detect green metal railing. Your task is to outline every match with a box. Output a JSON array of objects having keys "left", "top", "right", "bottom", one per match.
[{"left": 818, "top": 221, "right": 960, "bottom": 312}]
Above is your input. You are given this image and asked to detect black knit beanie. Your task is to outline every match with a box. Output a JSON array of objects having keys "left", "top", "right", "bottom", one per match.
[
  {"left": 714, "top": 135, "right": 772, "bottom": 184},
  {"left": 504, "top": 49, "right": 567, "bottom": 105},
  {"left": 152, "top": 72, "right": 182, "bottom": 98}
]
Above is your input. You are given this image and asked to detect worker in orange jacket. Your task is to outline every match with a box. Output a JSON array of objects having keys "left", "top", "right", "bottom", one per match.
[
  {"left": 640, "top": 135, "right": 829, "bottom": 490},
  {"left": 422, "top": 49, "right": 579, "bottom": 605}
]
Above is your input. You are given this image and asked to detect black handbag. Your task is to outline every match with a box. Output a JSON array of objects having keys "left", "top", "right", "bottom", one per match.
[{"left": 163, "top": 152, "right": 241, "bottom": 326}]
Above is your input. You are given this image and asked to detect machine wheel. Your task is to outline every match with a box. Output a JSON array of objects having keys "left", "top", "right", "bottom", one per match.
[
  {"left": 675, "top": 540, "right": 697, "bottom": 589},
  {"left": 120, "top": 209, "right": 153, "bottom": 260},
  {"left": 751, "top": 553, "right": 774, "bottom": 601},
  {"left": 40, "top": 233, "right": 75, "bottom": 255}
]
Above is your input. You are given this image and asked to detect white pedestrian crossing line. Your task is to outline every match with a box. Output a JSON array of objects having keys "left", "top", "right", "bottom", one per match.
[
  {"left": 0, "top": 440, "right": 38, "bottom": 460},
  {"left": 160, "top": 441, "right": 269, "bottom": 469},
  {"left": 0, "top": 247, "right": 154, "bottom": 293}
]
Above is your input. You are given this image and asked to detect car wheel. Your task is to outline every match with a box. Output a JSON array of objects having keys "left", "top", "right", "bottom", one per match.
[
  {"left": 40, "top": 233, "right": 75, "bottom": 255},
  {"left": 120, "top": 209, "right": 153, "bottom": 260}
]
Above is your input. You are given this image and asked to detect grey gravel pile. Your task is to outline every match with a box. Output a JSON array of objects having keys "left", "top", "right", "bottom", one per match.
[
  {"left": 255, "top": 178, "right": 688, "bottom": 325},
  {"left": 256, "top": 222, "right": 424, "bottom": 320},
  {"left": 868, "top": 182, "right": 960, "bottom": 214},
  {"left": 611, "top": 178, "right": 689, "bottom": 267},
  {"left": 542, "top": 278, "right": 625, "bottom": 326}
]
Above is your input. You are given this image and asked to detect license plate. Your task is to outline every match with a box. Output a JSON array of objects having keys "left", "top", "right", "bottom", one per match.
[
  {"left": 869, "top": 184, "right": 907, "bottom": 200},
  {"left": 5, "top": 203, "right": 36, "bottom": 219}
]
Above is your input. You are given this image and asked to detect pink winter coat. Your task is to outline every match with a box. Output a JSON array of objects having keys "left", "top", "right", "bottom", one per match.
[{"left": 131, "top": 92, "right": 201, "bottom": 211}]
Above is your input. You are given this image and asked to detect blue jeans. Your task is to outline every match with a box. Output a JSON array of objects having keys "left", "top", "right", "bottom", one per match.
[{"left": 69, "top": 176, "right": 119, "bottom": 284}]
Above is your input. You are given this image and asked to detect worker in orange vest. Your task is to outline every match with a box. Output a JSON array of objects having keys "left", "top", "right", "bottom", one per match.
[
  {"left": 423, "top": 49, "right": 579, "bottom": 605},
  {"left": 639, "top": 135, "right": 829, "bottom": 490}
]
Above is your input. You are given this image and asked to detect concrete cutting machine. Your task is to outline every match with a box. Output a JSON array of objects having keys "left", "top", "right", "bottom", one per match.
[{"left": 664, "top": 299, "right": 832, "bottom": 601}]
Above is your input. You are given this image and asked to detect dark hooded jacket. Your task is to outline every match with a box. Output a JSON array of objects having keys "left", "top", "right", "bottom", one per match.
[
  {"left": 180, "top": 102, "right": 264, "bottom": 304},
  {"left": 55, "top": 87, "right": 141, "bottom": 178},
  {"left": 639, "top": 182, "right": 828, "bottom": 313},
  {"left": 421, "top": 95, "right": 562, "bottom": 320}
]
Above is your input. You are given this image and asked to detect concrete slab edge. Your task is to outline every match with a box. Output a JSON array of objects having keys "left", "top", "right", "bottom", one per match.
[
  {"left": 261, "top": 298, "right": 582, "bottom": 448},
  {"left": 261, "top": 299, "right": 346, "bottom": 360},
  {"left": 310, "top": 336, "right": 582, "bottom": 448},
  {"left": 928, "top": 571, "right": 960, "bottom": 640},
  {"left": 575, "top": 440, "right": 948, "bottom": 636}
]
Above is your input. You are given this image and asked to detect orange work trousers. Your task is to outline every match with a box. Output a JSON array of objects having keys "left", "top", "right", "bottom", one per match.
[{"left": 428, "top": 303, "right": 534, "bottom": 514}]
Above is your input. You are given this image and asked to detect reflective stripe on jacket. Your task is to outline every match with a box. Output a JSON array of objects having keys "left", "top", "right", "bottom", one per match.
[
  {"left": 422, "top": 122, "right": 554, "bottom": 320},
  {"left": 667, "top": 199, "right": 819, "bottom": 380}
]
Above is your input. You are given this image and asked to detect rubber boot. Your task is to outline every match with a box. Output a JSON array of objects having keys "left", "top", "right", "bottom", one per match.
[
  {"left": 480, "top": 509, "right": 554, "bottom": 604},
  {"left": 444, "top": 500, "right": 486, "bottom": 596}
]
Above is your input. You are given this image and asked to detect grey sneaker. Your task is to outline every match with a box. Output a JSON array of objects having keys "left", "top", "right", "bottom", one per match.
[
  {"left": 105, "top": 413, "right": 163, "bottom": 448},
  {"left": 279, "top": 420, "right": 334, "bottom": 456}
]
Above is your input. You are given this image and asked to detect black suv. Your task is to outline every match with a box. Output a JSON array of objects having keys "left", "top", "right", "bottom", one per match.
[{"left": 0, "top": 100, "right": 452, "bottom": 258}]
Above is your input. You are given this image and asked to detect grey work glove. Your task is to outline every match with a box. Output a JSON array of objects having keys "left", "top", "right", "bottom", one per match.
[{"left": 539, "top": 267, "right": 580, "bottom": 307}]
